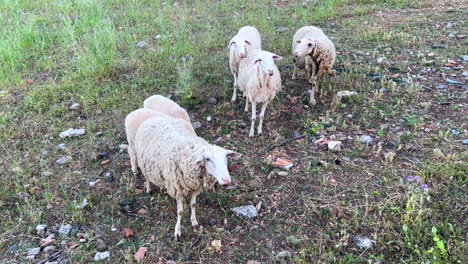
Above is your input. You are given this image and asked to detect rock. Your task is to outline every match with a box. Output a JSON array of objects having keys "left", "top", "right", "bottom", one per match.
[
  {"left": 192, "top": 121, "right": 202, "bottom": 129},
  {"left": 58, "top": 224, "right": 73, "bottom": 236},
  {"left": 231, "top": 205, "right": 257, "bottom": 219},
  {"left": 451, "top": 129, "right": 460, "bottom": 135},
  {"left": 277, "top": 171, "right": 288, "bottom": 176},
  {"left": 286, "top": 235, "right": 301, "bottom": 246},
  {"left": 28, "top": 247, "right": 41, "bottom": 255},
  {"left": 25, "top": 255, "right": 35, "bottom": 260},
  {"left": 435, "top": 84, "right": 447, "bottom": 89},
  {"left": 380, "top": 88, "right": 388, "bottom": 93},
  {"left": 36, "top": 224, "right": 47, "bottom": 235},
  {"left": 119, "top": 144, "right": 128, "bottom": 150},
  {"left": 233, "top": 226, "right": 242, "bottom": 232},
  {"left": 292, "top": 131, "right": 301, "bottom": 137},
  {"left": 56, "top": 156, "right": 71, "bottom": 165},
  {"left": 462, "top": 139, "right": 468, "bottom": 145},
  {"left": 360, "top": 135, "right": 373, "bottom": 144},
  {"left": 42, "top": 171, "right": 53, "bottom": 177},
  {"left": 424, "top": 128, "right": 431, "bottom": 133},
  {"left": 462, "top": 72, "right": 468, "bottom": 77},
  {"left": 59, "top": 128, "right": 85, "bottom": 138},
  {"left": 276, "top": 26, "right": 290, "bottom": 32},
  {"left": 57, "top": 143, "right": 66, "bottom": 150},
  {"left": 8, "top": 244, "right": 17, "bottom": 252},
  {"left": 105, "top": 172, "right": 114, "bottom": 182},
  {"left": 445, "top": 22, "right": 452, "bottom": 28},
  {"left": 354, "top": 236, "right": 376, "bottom": 249},
  {"left": 328, "top": 141, "right": 342, "bottom": 151},
  {"left": 43, "top": 246, "right": 56, "bottom": 253},
  {"left": 347, "top": 114, "right": 353, "bottom": 119},
  {"left": 69, "top": 102, "right": 80, "bottom": 109},
  {"left": 95, "top": 239, "right": 107, "bottom": 251},
  {"left": 303, "top": 185, "right": 312, "bottom": 191},
  {"left": 208, "top": 98, "right": 217, "bottom": 104},
  {"left": 226, "top": 184, "right": 237, "bottom": 190},
  {"left": 276, "top": 250, "right": 292, "bottom": 259},
  {"left": 456, "top": 35, "right": 465, "bottom": 39},
  {"left": 247, "top": 261, "right": 261, "bottom": 264},
  {"left": 329, "top": 22, "right": 336, "bottom": 27},
  {"left": 336, "top": 90, "right": 358, "bottom": 97},
  {"left": 208, "top": 218, "right": 217, "bottom": 225},
  {"left": 207, "top": 116, "right": 212, "bottom": 122},
  {"left": 377, "top": 57, "right": 387, "bottom": 64},
  {"left": 136, "top": 41, "right": 147, "bottom": 48},
  {"left": 462, "top": 55, "right": 468, "bottom": 62},
  {"left": 94, "top": 251, "right": 110, "bottom": 261}
]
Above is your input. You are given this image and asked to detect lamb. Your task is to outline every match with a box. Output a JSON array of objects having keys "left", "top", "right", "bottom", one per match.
[
  {"left": 237, "top": 49, "right": 282, "bottom": 137},
  {"left": 125, "top": 108, "right": 195, "bottom": 186},
  {"left": 134, "top": 115, "right": 241, "bottom": 239},
  {"left": 143, "top": 95, "right": 194, "bottom": 131},
  {"left": 292, "top": 26, "right": 336, "bottom": 105},
  {"left": 229, "top": 26, "right": 262, "bottom": 102}
]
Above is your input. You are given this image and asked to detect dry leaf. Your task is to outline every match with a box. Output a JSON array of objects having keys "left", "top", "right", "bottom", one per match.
[
  {"left": 272, "top": 158, "right": 292, "bottom": 167},
  {"left": 329, "top": 178, "right": 337, "bottom": 184},
  {"left": 247, "top": 261, "right": 262, "bottom": 264},
  {"left": 137, "top": 208, "right": 147, "bottom": 214},
  {"left": 134, "top": 246, "right": 147, "bottom": 262},
  {"left": 89, "top": 179, "right": 101, "bottom": 187},
  {"left": 40, "top": 235, "right": 55, "bottom": 247},
  {"left": 123, "top": 228, "right": 134, "bottom": 238},
  {"left": 228, "top": 164, "right": 240, "bottom": 171},
  {"left": 69, "top": 241, "right": 79, "bottom": 249},
  {"left": 151, "top": 235, "right": 156, "bottom": 241},
  {"left": 100, "top": 160, "right": 110, "bottom": 165},
  {"left": 133, "top": 34, "right": 138, "bottom": 39},
  {"left": 211, "top": 239, "right": 222, "bottom": 251},
  {"left": 135, "top": 188, "right": 144, "bottom": 194},
  {"left": 26, "top": 79, "right": 34, "bottom": 84}
]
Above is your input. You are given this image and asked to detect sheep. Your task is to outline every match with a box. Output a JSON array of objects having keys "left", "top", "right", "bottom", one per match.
[
  {"left": 237, "top": 49, "right": 282, "bottom": 137},
  {"left": 229, "top": 26, "right": 262, "bottom": 102},
  {"left": 125, "top": 108, "right": 195, "bottom": 187},
  {"left": 143, "top": 95, "right": 194, "bottom": 132},
  {"left": 292, "top": 26, "right": 336, "bottom": 105},
  {"left": 134, "top": 115, "right": 241, "bottom": 239}
]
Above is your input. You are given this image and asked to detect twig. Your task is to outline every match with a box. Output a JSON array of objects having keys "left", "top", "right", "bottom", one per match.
[{"left": 260, "top": 133, "right": 310, "bottom": 155}]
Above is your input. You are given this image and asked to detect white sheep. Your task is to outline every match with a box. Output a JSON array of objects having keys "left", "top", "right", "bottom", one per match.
[
  {"left": 292, "top": 26, "right": 336, "bottom": 105},
  {"left": 134, "top": 115, "right": 241, "bottom": 239},
  {"left": 125, "top": 108, "right": 195, "bottom": 186},
  {"left": 229, "top": 26, "right": 262, "bottom": 102},
  {"left": 143, "top": 95, "right": 193, "bottom": 130},
  {"left": 237, "top": 49, "right": 283, "bottom": 137}
]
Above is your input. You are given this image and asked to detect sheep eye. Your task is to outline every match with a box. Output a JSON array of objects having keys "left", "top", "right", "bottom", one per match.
[
  {"left": 307, "top": 43, "right": 313, "bottom": 47},
  {"left": 255, "top": 59, "right": 262, "bottom": 63}
]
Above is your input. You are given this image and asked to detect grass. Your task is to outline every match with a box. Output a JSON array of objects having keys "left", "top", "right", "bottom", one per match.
[{"left": 0, "top": 0, "right": 467, "bottom": 263}]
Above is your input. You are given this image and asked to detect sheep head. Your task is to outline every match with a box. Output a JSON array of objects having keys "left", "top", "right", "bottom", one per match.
[
  {"left": 253, "top": 51, "right": 283, "bottom": 76},
  {"left": 195, "top": 146, "right": 241, "bottom": 185},
  {"left": 229, "top": 36, "right": 253, "bottom": 58},
  {"left": 294, "top": 38, "right": 316, "bottom": 57}
]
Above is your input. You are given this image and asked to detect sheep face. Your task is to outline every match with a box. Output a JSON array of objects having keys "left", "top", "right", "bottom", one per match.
[
  {"left": 195, "top": 147, "right": 241, "bottom": 185},
  {"left": 230, "top": 37, "right": 252, "bottom": 58},
  {"left": 253, "top": 51, "right": 283, "bottom": 76},
  {"left": 294, "top": 38, "right": 316, "bottom": 57}
]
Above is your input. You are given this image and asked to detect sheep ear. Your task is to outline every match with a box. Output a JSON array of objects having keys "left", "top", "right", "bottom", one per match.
[
  {"left": 272, "top": 55, "right": 283, "bottom": 60},
  {"left": 229, "top": 41, "right": 235, "bottom": 46},
  {"left": 296, "top": 40, "right": 301, "bottom": 44},
  {"left": 194, "top": 153, "right": 206, "bottom": 166},
  {"left": 226, "top": 150, "right": 242, "bottom": 159},
  {"left": 244, "top": 40, "right": 252, "bottom": 45}
]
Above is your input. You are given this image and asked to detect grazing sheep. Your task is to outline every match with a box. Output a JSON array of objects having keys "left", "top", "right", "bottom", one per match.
[
  {"left": 143, "top": 95, "right": 193, "bottom": 130},
  {"left": 125, "top": 108, "right": 195, "bottom": 186},
  {"left": 292, "top": 26, "right": 336, "bottom": 105},
  {"left": 237, "top": 49, "right": 282, "bottom": 137},
  {"left": 229, "top": 26, "right": 262, "bottom": 102},
  {"left": 134, "top": 115, "right": 241, "bottom": 239}
]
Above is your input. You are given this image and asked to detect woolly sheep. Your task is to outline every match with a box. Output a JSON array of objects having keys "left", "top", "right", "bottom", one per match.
[
  {"left": 134, "top": 115, "right": 241, "bottom": 239},
  {"left": 237, "top": 49, "right": 282, "bottom": 137},
  {"left": 292, "top": 26, "right": 336, "bottom": 105},
  {"left": 143, "top": 95, "right": 193, "bottom": 130},
  {"left": 125, "top": 108, "right": 195, "bottom": 186},
  {"left": 229, "top": 26, "right": 262, "bottom": 102}
]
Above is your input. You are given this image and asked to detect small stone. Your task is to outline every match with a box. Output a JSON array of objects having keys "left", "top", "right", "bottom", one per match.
[
  {"left": 57, "top": 143, "right": 65, "bottom": 150},
  {"left": 336, "top": 90, "right": 358, "bottom": 97},
  {"left": 377, "top": 57, "right": 387, "bottom": 64},
  {"left": 303, "top": 185, "right": 312, "bottom": 191},
  {"left": 329, "top": 22, "right": 336, "bottom": 27},
  {"left": 58, "top": 224, "right": 73, "bottom": 236},
  {"left": 119, "top": 144, "right": 128, "bottom": 150},
  {"left": 451, "top": 129, "right": 460, "bottom": 135},
  {"left": 462, "top": 72, "right": 468, "bottom": 77},
  {"left": 435, "top": 84, "right": 448, "bottom": 89},
  {"left": 208, "top": 98, "right": 217, "bottom": 104},
  {"left": 462, "top": 139, "right": 468, "bottom": 145},
  {"left": 136, "top": 41, "right": 147, "bottom": 48},
  {"left": 8, "top": 244, "right": 17, "bottom": 252},
  {"left": 360, "top": 135, "right": 373, "bottom": 144},
  {"left": 56, "top": 156, "right": 71, "bottom": 165},
  {"left": 463, "top": 55, "right": 468, "bottom": 61},
  {"left": 380, "top": 88, "right": 388, "bottom": 93},
  {"left": 111, "top": 226, "right": 117, "bottom": 232},
  {"left": 94, "top": 251, "right": 110, "bottom": 261},
  {"left": 207, "top": 116, "right": 212, "bottom": 122},
  {"left": 346, "top": 114, "right": 353, "bottom": 119},
  {"left": 292, "top": 131, "right": 301, "bottom": 137},
  {"left": 286, "top": 235, "right": 301, "bottom": 246},
  {"left": 95, "top": 239, "right": 107, "bottom": 251},
  {"left": 95, "top": 131, "right": 103, "bottom": 136},
  {"left": 276, "top": 26, "right": 290, "bottom": 32},
  {"left": 59, "top": 128, "right": 85, "bottom": 138},
  {"left": 328, "top": 141, "right": 342, "bottom": 151},
  {"left": 105, "top": 172, "right": 114, "bottom": 182},
  {"left": 424, "top": 128, "right": 431, "bottom": 133},
  {"left": 354, "top": 236, "right": 376, "bottom": 249},
  {"left": 192, "top": 122, "right": 202, "bottom": 129},
  {"left": 98, "top": 152, "right": 108, "bottom": 159},
  {"left": 277, "top": 171, "right": 288, "bottom": 176},
  {"left": 25, "top": 255, "right": 35, "bottom": 260},
  {"left": 276, "top": 250, "right": 292, "bottom": 259},
  {"left": 226, "top": 184, "right": 237, "bottom": 190},
  {"left": 208, "top": 218, "right": 217, "bottom": 225},
  {"left": 28, "top": 247, "right": 41, "bottom": 255},
  {"left": 445, "top": 22, "right": 452, "bottom": 28},
  {"left": 42, "top": 171, "right": 53, "bottom": 177},
  {"left": 231, "top": 205, "right": 257, "bottom": 219},
  {"left": 36, "top": 224, "right": 47, "bottom": 235},
  {"left": 457, "top": 35, "right": 465, "bottom": 39},
  {"left": 233, "top": 226, "right": 242, "bottom": 232},
  {"left": 69, "top": 103, "right": 80, "bottom": 109},
  {"left": 43, "top": 246, "right": 56, "bottom": 253}
]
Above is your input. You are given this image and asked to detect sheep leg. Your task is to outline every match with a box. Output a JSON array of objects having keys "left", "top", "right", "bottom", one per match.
[
  {"left": 145, "top": 179, "right": 152, "bottom": 193},
  {"left": 128, "top": 145, "right": 138, "bottom": 188},
  {"left": 231, "top": 72, "right": 238, "bottom": 102},
  {"left": 244, "top": 97, "right": 249, "bottom": 112},
  {"left": 174, "top": 199, "right": 183, "bottom": 240},
  {"left": 257, "top": 102, "right": 268, "bottom": 135},
  {"left": 190, "top": 192, "right": 201, "bottom": 228},
  {"left": 309, "top": 78, "right": 317, "bottom": 105},
  {"left": 249, "top": 102, "right": 257, "bottom": 137},
  {"left": 292, "top": 65, "right": 298, "bottom": 80}
]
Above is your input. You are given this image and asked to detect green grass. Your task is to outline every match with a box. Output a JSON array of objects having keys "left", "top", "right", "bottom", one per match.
[{"left": 1, "top": 0, "right": 467, "bottom": 263}]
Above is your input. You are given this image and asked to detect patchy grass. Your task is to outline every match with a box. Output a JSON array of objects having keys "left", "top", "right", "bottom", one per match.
[{"left": 0, "top": 0, "right": 466, "bottom": 263}]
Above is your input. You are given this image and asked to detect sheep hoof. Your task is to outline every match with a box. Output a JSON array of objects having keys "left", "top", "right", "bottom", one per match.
[
  {"left": 249, "top": 131, "right": 254, "bottom": 137},
  {"left": 174, "top": 231, "right": 181, "bottom": 241}
]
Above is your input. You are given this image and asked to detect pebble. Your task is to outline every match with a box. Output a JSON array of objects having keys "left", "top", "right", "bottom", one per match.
[
  {"left": 25, "top": 255, "right": 35, "bottom": 260},
  {"left": 286, "top": 235, "right": 301, "bottom": 246},
  {"left": 8, "top": 244, "right": 17, "bottom": 252},
  {"left": 56, "top": 143, "right": 66, "bottom": 150},
  {"left": 329, "top": 22, "right": 336, "bottom": 27},
  {"left": 276, "top": 250, "right": 292, "bottom": 259},
  {"left": 354, "top": 236, "right": 376, "bottom": 249},
  {"left": 328, "top": 141, "right": 342, "bottom": 151},
  {"left": 43, "top": 246, "right": 56, "bottom": 253},
  {"left": 377, "top": 57, "right": 387, "bottom": 64},
  {"left": 59, "top": 128, "right": 85, "bottom": 138},
  {"left": 445, "top": 22, "right": 452, "bottom": 28},
  {"left": 98, "top": 152, "right": 108, "bottom": 159},
  {"left": 462, "top": 55, "right": 468, "bottom": 62},
  {"left": 226, "top": 184, "right": 238, "bottom": 190},
  {"left": 192, "top": 122, "right": 202, "bottom": 129},
  {"left": 28, "top": 247, "right": 41, "bottom": 255},
  {"left": 231, "top": 205, "right": 257, "bottom": 219},
  {"left": 435, "top": 84, "right": 447, "bottom": 89},
  {"left": 56, "top": 156, "right": 71, "bottom": 165},
  {"left": 360, "top": 135, "right": 373, "bottom": 144},
  {"left": 347, "top": 114, "right": 353, "bottom": 119},
  {"left": 292, "top": 131, "right": 301, "bottom": 138},
  {"left": 95, "top": 239, "right": 107, "bottom": 251},
  {"left": 462, "top": 139, "right": 468, "bottom": 145},
  {"left": 233, "top": 226, "right": 243, "bottom": 232},
  {"left": 136, "top": 41, "right": 147, "bottom": 48},
  {"left": 208, "top": 98, "right": 217, "bottom": 104},
  {"left": 336, "top": 90, "right": 358, "bottom": 97},
  {"left": 424, "top": 128, "right": 431, "bottom": 133},
  {"left": 303, "top": 185, "right": 312, "bottom": 191},
  {"left": 276, "top": 26, "right": 290, "bottom": 32},
  {"left": 105, "top": 172, "right": 114, "bottom": 182},
  {"left": 208, "top": 218, "right": 217, "bottom": 225},
  {"left": 380, "top": 88, "right": 388, "bottom": 93},
  {"left": 58, "top": 224, "right": 73, "bottom": 236},
  {"left": 207, "top": 116, "right": 212, "bottom": 122},
  {"left": 277, "top": 171, "right": 288, "bottom": 176},
  {"left": 36, "top": 224, "right": 47, "bottom": 235},
  {"left": 42, "top": 171, "right": 53, "bottom": 177},
  {"left": 119, "top": 144, "right": 128, "bottom": 150},
  {"left": 94, "top": 251, "right": 110, "bottom": 261},
  {"left": 462, "top": 72, "right": 468, "bottom": 77},
  {"left": 69, "top": 102, "right": 80, "bottom": 109},
  {"left": 451, "top": 129, "right": 460, "bottom": 135}
]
